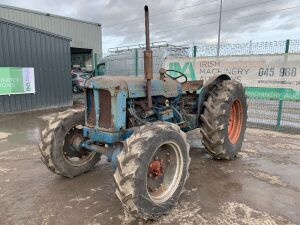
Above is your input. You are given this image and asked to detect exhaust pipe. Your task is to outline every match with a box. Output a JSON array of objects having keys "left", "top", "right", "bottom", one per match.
[{"left": 144, "top": 5, "right": 153, "bottom": 109}]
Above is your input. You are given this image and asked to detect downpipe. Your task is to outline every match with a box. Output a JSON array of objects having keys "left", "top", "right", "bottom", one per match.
[{"left": 144, "top": 5, "right": 153, "bottom": 110}]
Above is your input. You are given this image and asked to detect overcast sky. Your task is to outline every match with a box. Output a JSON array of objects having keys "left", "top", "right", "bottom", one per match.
[{"left": 0, "top": 0, "right": 299, "bottom": 54}]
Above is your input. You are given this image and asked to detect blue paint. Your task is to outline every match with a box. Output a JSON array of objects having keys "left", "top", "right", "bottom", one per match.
[
  {"left": 127, "top": 78, "right": 179, "bottom": 98},
  {"left": 94, "top": 89, "right": 100, "bottom": 127},
  {"left": 111, "top": 90, "right": 127, "bottom": 130},
  {"left": 85, "top": 76, "right": 180, "bottom": 99},
  {"left": 83, "top": 127, "right": 135, "bottom": 144},
  {"left": 80, "top": 140, "right": 121, "bottom": 170}
]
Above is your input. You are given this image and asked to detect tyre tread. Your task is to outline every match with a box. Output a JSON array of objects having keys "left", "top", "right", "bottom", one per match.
[
  {"left": 200, "top": 80, "right": 246, "bottom": 159},
  {"left": 114, "top": 122, "right": 190, "bottom": 219}
]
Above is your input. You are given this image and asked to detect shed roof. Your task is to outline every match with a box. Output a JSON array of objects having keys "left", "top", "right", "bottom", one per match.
[
  {"left": 0, "top": 17, "right": 72, "bottom": 41},
  {"left": 0, "top": 4, "right": 101, "bottom": 26}
]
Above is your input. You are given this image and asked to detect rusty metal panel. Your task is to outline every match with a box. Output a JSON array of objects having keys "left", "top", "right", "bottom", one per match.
[
  {"left": 99, "top": 90, "right": 112, "bottom": 129},
  {"left": 0, "top": 18, "right": 72, "bottom": 114}
]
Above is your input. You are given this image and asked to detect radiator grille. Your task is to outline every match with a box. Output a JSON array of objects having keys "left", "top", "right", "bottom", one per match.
[
  {"left": 99, "top": 90, "right": 112, "bottom": 129},
  {"left": 86, "top": 89, "right": 113, "bottom": 129}
]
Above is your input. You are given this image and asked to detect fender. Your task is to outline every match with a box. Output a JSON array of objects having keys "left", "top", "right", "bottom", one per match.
[{"left": 196, "top": 74, "right": 231, "bottom": 125}]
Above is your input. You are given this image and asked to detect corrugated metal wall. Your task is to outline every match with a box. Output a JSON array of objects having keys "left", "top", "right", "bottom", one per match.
[
  {"left": 0, "top": 18, "right": 73, "bottom": 114},
  {"left": 0, "top": 4, "right": 102, "bottom": 58}
]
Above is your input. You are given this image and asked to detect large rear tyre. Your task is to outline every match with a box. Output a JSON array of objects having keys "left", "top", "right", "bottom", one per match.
[
  {"left": 114, "top": 122, "right": 190, "bottom": 220},
  {"left": 200, "top": 80, "right": 247, "bottom": 160},
  {"left": 38, "top": 109, "right": 100, "bottom": 178}
]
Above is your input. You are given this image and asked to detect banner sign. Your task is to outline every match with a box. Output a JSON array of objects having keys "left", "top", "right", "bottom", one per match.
[
  {"left": 164, "top": 54, "right": 300, "bottom": 100},
  {"left": 0, "top": 67, "right": 35, "bottom": 95}
]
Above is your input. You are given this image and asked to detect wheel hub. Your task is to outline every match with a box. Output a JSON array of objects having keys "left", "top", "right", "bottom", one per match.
[
  {"left": 149, "top": 159, "right": 164, "bottom": 177},
  {"left": 63, "top": 127, "right": 96, "bottom": 166},
  {"left": 146, "top": 142, "right": 184, "bottom": 203}
]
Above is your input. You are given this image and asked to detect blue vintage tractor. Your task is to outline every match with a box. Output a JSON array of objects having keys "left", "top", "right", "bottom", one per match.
[{"left": 39, "top": 6, "right": 247, "bottom": 220}]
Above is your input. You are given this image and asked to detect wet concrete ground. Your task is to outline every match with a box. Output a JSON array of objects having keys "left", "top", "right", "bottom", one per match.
[{"left": 0, "top": 107, "right": 300, "bottom": 225}]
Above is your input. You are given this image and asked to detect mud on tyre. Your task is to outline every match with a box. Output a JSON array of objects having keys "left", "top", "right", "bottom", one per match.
[
  {"left": 38, "top": 109, "right": 100, "bottom": 178},
  {"left": 200, "top": 80, "right": 247, "bottom": 160},
  {"left": 114, "top": 122, "right": 190, "bottom": 219}
]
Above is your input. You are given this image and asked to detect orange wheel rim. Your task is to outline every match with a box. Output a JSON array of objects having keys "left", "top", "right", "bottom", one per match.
[{"left": 228, "top": 99, "right": 243, "bottom": 144}]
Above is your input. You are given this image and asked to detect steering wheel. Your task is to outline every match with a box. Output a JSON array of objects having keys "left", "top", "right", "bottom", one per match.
[{"left": 165, "top": 70, "right": 188, "bottom": 83}]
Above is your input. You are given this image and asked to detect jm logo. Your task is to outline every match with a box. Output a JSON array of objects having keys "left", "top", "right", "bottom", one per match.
[{"left": 168, "top": 62, "right": 195, "bottom": 80}]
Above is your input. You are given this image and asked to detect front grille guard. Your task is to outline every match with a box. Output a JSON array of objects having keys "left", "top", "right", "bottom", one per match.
[{"left": 85, "top": 89, "right": 112, "bottom": 129}]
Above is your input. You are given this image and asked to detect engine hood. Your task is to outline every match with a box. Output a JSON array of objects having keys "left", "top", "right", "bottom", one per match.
[{"left": 85, "top": 76, "right": 181, "bottom": 98}]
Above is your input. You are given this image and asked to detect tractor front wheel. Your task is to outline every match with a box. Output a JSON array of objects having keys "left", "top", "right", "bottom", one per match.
[
  {"left": 38, "top": 109, "right": 101, "bottom": 178},
  {"left": 114, "top": 122, "right": 190, "bottom": 220},
  {"left": 200, "top": 80, "right": 247, "bottom": 159}
]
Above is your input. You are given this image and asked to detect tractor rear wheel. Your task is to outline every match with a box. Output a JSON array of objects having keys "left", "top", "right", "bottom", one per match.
[
  {"left": 38, "top": 109, "right": 101, "bottom": 178},
  {"left": 200, "top": 80, "right": 247, "bottom": 159},
  {"left": 114, "top": 122, "right": 190, "bottom": 219}
]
